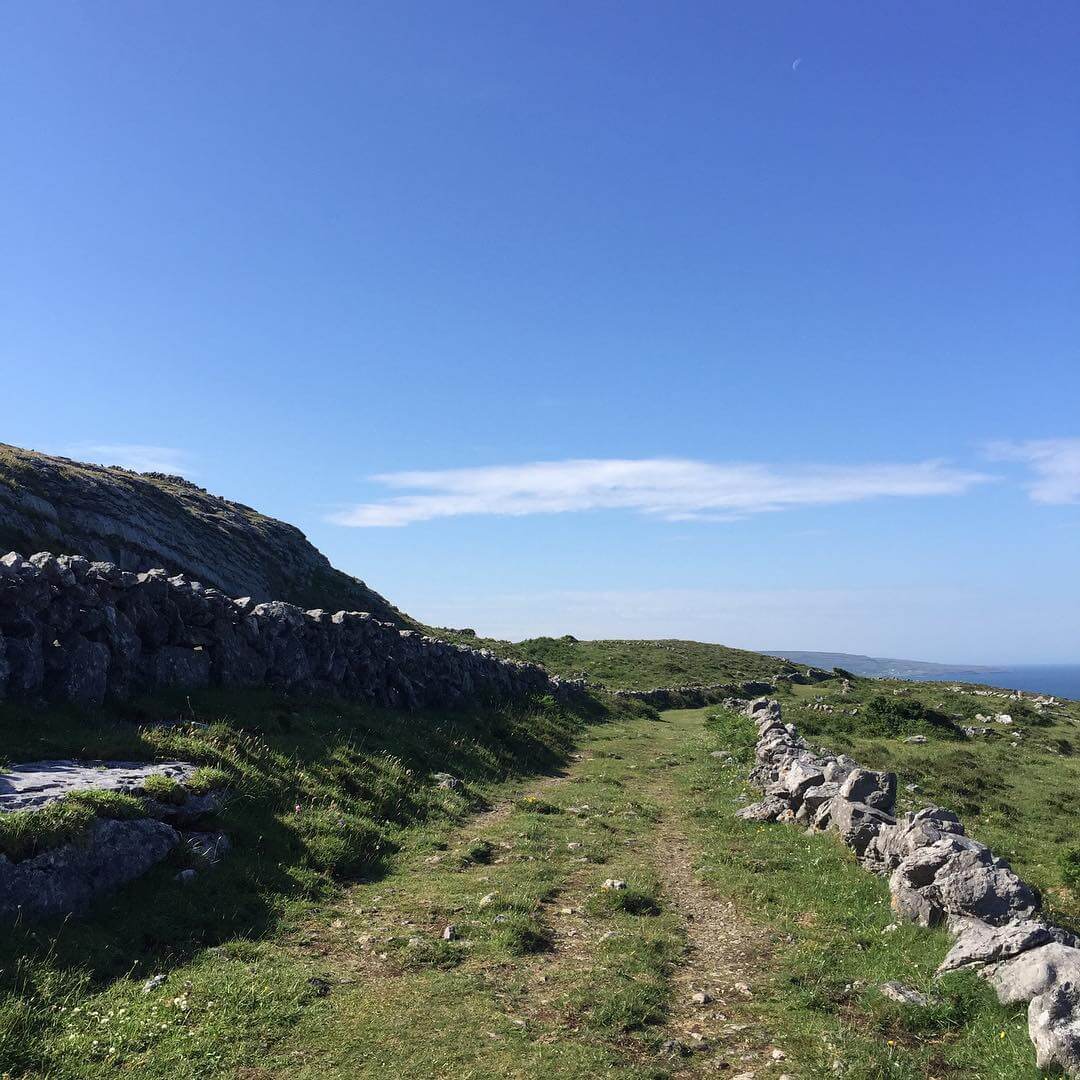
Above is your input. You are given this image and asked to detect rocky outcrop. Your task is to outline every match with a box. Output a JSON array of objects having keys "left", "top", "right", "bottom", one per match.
[
  {"left": 0, "top": 551, "right": 578, "bottom": 709},
  {"left": 0, "top": 443, "right": 410, "bottom": 624},
  {"left": 0, "top": 816, "right": 180, "bottom": 921},
  {"left": 0, "top": 760, "right": 195, "bottom": 811},
  {"left": 736, "top": 697, "right": 1080, "bottom": 1076}
]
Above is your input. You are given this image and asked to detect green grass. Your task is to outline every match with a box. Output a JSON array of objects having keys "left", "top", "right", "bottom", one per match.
[
  {"left": 772, "top": 675, "right": 1080, "bottom": 925},
  {"left": 0, "top": 686, "right": 615, "bottom": 1076},
  {"left": 682, "top": 703, "right": 1054, "bottom": 1077},
  {"left": 432, "top": 634, "right": 794, "bottom": 690},
  {"left": 2, "top": 669, "right": 1077, "bottom": 1078}
]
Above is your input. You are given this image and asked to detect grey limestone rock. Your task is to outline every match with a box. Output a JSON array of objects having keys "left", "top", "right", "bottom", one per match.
[
  {"left": 1028, "top": 980, "right": 1080, "bottom": 1076},
  {"left": 838, "top": 768, "right": 898, "bottom": 814},
  {"left": 938, "top": 918, "right": 1055, "bottom": 974},
  {"left": 0, "top": 817, "right": 179, "bottom": 921},
  {"left": 986, "top": 943, "right": 1080, "bottom": 1005}
]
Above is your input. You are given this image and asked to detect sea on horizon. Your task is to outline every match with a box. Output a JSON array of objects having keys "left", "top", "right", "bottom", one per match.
[{"left": 907, "top": 664, "right": 1080, "bottom": 700}]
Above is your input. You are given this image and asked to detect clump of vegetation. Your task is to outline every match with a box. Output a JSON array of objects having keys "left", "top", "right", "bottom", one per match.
[
  {"left": 586, "top": 884, "right": 662, "bottom": 918},
  {"left": 401, "top": 937, "right": 465, "bottom": 970},
  {"left": 488, "top": 911, "right": 553, "bottom": 955},
  {"left": 1061, "top": 848, "right": 1080, "bottom": 890},
  {"left": 0, "top": 790, "right": 147, "bottom": 862},
  {"left": 860, "top": 693, "right": 959, "bottom": 737},
  {"left": 140, "top": 774, "right": 187, "bottom": 804},
  {"left": 453, "top": 836, "right": 496, "bottom": 867},
  {"left": 515, "top": 794, "right": 560, "bottom": 814}
]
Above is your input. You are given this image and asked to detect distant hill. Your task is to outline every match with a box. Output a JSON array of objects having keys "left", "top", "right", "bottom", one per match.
[
  {"left": 449, "top": 636, "right": 798, "bottom": 691},
  {"left": 761, "top": 649, "right": 998, "bottom": 679},
  {"left": 0, "top": 443, "right": 413, "bottom": 626}
]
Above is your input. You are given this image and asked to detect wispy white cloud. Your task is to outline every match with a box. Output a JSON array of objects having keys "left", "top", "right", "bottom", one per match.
[
  {"left": 329, "top": 456, "right": 990, "bottom": 527},
  {"left": 61, "top": 443, "right": 195, "bottom": 476},
  {"left": 986, "top": 438, "right": 1080, "bottom": 504}
]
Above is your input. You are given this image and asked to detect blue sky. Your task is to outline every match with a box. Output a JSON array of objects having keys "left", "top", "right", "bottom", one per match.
[{"left": 2, "top": 3, "right": 1078, "bottom": 662}]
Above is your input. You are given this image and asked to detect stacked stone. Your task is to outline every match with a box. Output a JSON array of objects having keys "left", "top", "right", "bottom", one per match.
[
  {"left": 611, "top": 680, "right": 777, "bottom": 710},
  {"left": 0, "top": 552, "right": 579, "bottom": 709},
  {"left": 736, "top": 697, "right": 1080, "bottom": 1076}
]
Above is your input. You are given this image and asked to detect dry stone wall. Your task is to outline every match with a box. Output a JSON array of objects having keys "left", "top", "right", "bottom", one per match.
[
  {"left": 737, "top": 696, "right": 1080, "bottom": 1076},
  {"left": 0, "top": 552, "right": 577, "bottom": 710},
  {"left": 610, "top": 681, "right": 777, "bottom": 710}
]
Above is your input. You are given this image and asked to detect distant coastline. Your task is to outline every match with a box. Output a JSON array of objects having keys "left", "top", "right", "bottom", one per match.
[{"left": 762, "top": 650, "right": 1080, "bottom": 699}]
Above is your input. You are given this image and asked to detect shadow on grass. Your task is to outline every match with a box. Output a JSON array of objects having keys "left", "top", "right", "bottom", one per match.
[{"left": 0, "top": 686, "right": 629, "bottom": 993}]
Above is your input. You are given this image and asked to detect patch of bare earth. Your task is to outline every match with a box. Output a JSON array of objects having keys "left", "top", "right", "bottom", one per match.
[{"left": 652, "top": 818, "right": 791, "bottom": 1079}]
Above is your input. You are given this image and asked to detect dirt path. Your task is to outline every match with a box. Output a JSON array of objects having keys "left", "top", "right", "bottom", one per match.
[
  {"left": 267, "top": 708, "right": 785, "bottom": 1079},
  {"left": 651, "top": 813, "right": 786, "bottom": 1077}
]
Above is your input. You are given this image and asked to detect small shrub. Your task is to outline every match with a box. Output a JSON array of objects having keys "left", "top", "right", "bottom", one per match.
[
  {"left": 860, "top": 694, "right": 958, "bottom": 739},
  {"left": 704, "top": 709, "right": 757, "bottom": 765},
  {"left": 1061, "top": 848, "right": 1080, "bottom": 889}
]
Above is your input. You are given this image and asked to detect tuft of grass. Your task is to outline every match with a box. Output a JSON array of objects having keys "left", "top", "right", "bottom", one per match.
[
  {"left": 515, "top": 794, "right": 560, "bottom": 814},
  {"left": 141, "top": 774, "right": 187, "bottom": 804},
  {"left": 586, "top": 884, "right": 662, "bottom": 918}
]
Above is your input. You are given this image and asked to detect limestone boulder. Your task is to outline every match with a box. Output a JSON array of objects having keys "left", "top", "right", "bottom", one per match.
[{"left": 1028, "top": 980, "right": 1080, "bottom": 1076}]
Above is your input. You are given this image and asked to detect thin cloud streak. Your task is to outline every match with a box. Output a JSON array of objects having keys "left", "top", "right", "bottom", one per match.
[
  {"left": 330, "top": 457, "right": 990, "bottom": 527},
  {"left": 986, "top": 438, "right": 1080, "bottom": 504},
  {"left": 61, "top": 444, "right": 195, "bottom": 476}
]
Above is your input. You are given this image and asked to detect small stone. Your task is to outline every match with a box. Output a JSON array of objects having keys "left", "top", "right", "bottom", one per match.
[
  {"left": 175, "top": 868, "right": 197, "bottom": 885},
  {"left": 659, "top": 1039, "right": 691, "bottom": 1057},
  {"left": 141, "top": 974, "right": 166, "bottom": 993},
  {"left": 479, "top": 893, "right": 496, "bottom": 909},
  {"left": 691, "top": 991, "right": 712, "bottom": 1005},
  {"left": 878, "top": 981, "right": 929, "bottom": 1006},
  {"left": 441, "top": 924, "right": 457, "bottom": 941},
  {"left": 601, "top": 879, "right": 627, "bottom": 891}
]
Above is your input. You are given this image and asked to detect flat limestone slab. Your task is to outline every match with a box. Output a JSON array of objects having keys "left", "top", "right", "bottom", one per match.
[{"left": 0, "top": 760, "right": 196, "bottom": 812}]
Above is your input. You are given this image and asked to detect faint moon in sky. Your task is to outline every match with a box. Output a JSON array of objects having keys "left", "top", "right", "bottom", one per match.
[{"left": 792, "top": 58, "right": 802, "bottom": 71}]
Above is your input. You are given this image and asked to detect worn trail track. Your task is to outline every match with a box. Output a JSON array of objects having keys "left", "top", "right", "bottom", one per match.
[{"left": 269, "top": 708, "right": 787, "bottom": 1079}]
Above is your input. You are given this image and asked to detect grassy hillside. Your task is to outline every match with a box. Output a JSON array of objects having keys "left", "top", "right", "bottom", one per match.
[
  {"left": 436, "top": 634, "right": 796, "bottom": 690},
  {"left": 0, "top": 671, "right": 1077, "bottom": 1076},
  {"left": 0, "top": 443, "right": 413, "bottom": 625}
]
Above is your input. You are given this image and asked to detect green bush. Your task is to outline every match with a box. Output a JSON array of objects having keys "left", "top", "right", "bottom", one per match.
[
  {"left": 861, "top": 694, "right": 957, "bottom": 738},
  {"left": 1061, "top": 848, "right": 1080, "bottom": 889}
]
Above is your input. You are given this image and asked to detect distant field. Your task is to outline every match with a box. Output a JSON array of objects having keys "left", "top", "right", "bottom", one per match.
[{"left": 437, "top": 634, "right": 795, "bottom": 690}]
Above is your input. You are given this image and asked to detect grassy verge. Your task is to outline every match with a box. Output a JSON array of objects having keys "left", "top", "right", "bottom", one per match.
[
  {"left": 774, "top": 676, "right": 1080, "bottom": 928},
  {"left": 257, "top": 705, "right": 688, "bottom": 1078},
  {"left": 0, "top": 687, "right": 621, "bottom": 1077},
  {"left": 680, "top": 702, "right": 1064, "bottom": 1078}
]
